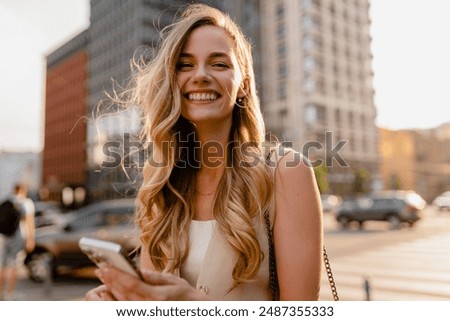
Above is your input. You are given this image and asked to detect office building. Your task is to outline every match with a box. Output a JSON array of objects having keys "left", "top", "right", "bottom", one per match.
[
  {"left": 43, "top": 30, "right": 89, "bottom": 203},
  {"left": 260, "top": 0, "right": 379, "bottom": 195}
]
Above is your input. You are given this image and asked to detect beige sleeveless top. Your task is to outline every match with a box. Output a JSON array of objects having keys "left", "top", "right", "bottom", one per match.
[
  {"left": 180, "top": 220, "right": 216, "bottom": 286},
  {"left": 171, "top": 148, "right": 289, "bottom": 300},
  {"left": 172, "top": 216, "right": 272, "bottom": 300}
]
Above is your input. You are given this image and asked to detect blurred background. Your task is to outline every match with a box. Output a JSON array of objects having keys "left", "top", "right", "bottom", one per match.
[{"left": 0, "top": 0, "right": 449, "bottom": 301}]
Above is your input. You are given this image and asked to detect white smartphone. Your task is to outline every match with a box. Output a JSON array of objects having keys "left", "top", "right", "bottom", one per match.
[{"left": 78, "top": 237, "right": 141, "bottom": 279}]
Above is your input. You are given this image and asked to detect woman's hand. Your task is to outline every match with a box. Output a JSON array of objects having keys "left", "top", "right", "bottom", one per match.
[
  {"left": 85, "top": 284, "right": 116, "bottom": 301},
  {"left": 95, "top": 266, "right": 209, "bottom": 301}
]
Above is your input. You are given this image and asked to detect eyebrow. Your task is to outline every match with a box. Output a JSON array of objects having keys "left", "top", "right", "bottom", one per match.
[{"left": 178, "top": 52, "right": 231, "bottom": 59}]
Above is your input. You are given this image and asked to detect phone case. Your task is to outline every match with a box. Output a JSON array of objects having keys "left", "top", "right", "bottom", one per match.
[{"left": 78, "top": 237, "right": 141, "bottom": 278}]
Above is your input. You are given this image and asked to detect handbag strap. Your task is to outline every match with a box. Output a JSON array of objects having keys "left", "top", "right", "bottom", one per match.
[
  {"left": 322, "top": 246, "right": 339, "bottom": 301},
  {"left": 264, "top": 209, "right": 279, "bottom": 300}
]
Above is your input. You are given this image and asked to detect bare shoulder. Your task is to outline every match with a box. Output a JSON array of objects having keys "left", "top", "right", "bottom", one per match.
[
  {"left": 274, "top": 149, "right": 315, "bottom": 185},
  {"left": 273, "top": 148, "right": 321, "bottom": 219}
]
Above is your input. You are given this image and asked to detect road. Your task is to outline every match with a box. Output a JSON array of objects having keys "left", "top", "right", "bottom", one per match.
[
  {"left": 320, "top": 206, "right": 450, "bottom": 300},
  {"left": 11, "top": 206, "right": 450, "bottom": 301}
]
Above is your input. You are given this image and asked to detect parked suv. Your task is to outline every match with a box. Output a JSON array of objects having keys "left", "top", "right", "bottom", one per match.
[
  {"left": 432, "top": 191, "right": 450, "bottom": 211},
  {"left": 335, "top": 190, "right": 426, "bottom": 229},
  {"left": 25, "top": 198, "right": 138, "bottom": 282}
]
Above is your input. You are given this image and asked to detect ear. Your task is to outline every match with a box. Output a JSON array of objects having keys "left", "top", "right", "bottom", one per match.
[{"left": 237, "top": 78, "right": 249, "bottom": 99}]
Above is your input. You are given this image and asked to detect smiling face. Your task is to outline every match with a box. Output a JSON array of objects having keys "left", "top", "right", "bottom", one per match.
[{"left": 176, "top": 25, "right": 245, "bottom": 130}]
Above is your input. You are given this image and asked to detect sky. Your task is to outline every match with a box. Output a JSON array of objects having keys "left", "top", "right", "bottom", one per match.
[
  {"left": 0, "top": 0, "right": 90, "bottom": 152},
  {"left": 0, "top": 0, "right": 449, "bottom": 152}
]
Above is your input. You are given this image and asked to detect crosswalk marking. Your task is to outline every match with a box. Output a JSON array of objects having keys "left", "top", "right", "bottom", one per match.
[{"left": 320, "top": 233, "right": 450, "bottom": 300}]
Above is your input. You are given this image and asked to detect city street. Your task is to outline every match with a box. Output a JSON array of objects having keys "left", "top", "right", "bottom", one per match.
[
  {"left": 10, "top": 206, "right": 450, "bottom": 301},
  {"left": 320, "top": 206, "right": 450, "bottom": 300}
]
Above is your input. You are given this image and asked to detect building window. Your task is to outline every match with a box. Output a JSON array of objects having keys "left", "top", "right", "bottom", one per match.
[
  {"left": 278, "top": 81, "right": 287, "bottom": 100},
  {"left": 345, "top": 45, "right": 351, "bottom": 60},
  {"left": 329, "top": 2, "right": 335, "bottom": 15},
  {"left": 362, "top": 134, "right": 367, "bottom": 152},
  {"left": 349, "top": 134, "right": 354, "bottom": 151},
  {"left": 304, "top": 56, "right": 315, "bottom": 71},
  {"left": 279, "top": 108, "right": 288, "bottom": 127},
  {"left": 317, "top": 78, "right": 325, "bottom": 94},
  {"left": 355, "top": 13, "right": 361, "bottom": 27},
  {"left": 313, "top": 0, "right": 322, "bottom": 7},
  {"left": 303, "top": 36, "right": 314, "bottom": 52},
  {"left": 301, "top": 0, "right": 312, "bottom": 9},
  {"left": 335, "top": 109, "right": 341, "bottom": 124},
  {"left": 304, "top": 34, "right": 323, "bottom": 53},
  {"left": 277, "top": 22, "right": 285, "bottom": 38},
  {"left": 304, "top": 55, "right": 324, "bottom": 74},
  {"left": 347, "top": 83, "right": 354, "bottom": 100},
  {"left": 334, "top": 80, "right": 341, "bottom": 96},
  {"left": 276, "top": 2, "right": 285, "bottom": 19},
  {"left": 305, "top": 104, "right": 317, "bottom": 125},
  {"left": 304, "top": 78, "right": 315, "bottom": 93},
  {"left": 346, "top": 64, "right": 352, "bottom": 79},
  {"left": 349, "top": 111, "right": 354, "bottom": 126},
  {"left": 343, "top": 7, "right": 348, "bottom": 21},
  {"left": 332, "top": 42, "right": 338, "bottom": 59},
  {"left": 305, "top": 103, "right": 326, "bottom": 125},
  {"left": 302, "top": 15, "right": 321, "bottom": 31},
  {"left": 278, "top": 42, "right": 286, "bottom": 59},
  {"left": 278, "top": 61, "right": 287, "bottom": 79}
]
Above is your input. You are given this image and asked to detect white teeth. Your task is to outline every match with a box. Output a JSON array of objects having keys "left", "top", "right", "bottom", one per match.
[{"left": 188, "top": 93, "right": 218, "bottom": 101}]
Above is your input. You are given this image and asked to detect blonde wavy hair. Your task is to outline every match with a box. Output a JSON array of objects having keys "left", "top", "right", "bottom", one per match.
[{"left": 126, "top": 4, "right": 273, "bottom": 287}]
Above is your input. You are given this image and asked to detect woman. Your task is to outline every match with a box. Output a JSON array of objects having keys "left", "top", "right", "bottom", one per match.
[{"left": 86, "top": 3, "right": 323, "bottom": 301}]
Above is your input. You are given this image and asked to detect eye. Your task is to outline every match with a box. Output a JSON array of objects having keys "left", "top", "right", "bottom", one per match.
[
  {"left": 211, "top": 62, "right": 229, "bottom": 70},
  {"left": 176, "top": 61, "right": 194, "bottom": 71}
]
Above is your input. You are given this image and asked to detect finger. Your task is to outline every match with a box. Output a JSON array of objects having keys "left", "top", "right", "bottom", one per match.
[
  {"left": 95, "top": 269, "right": 105, "bottom": 283},
  {"left": 85, "top": 291, "right": 102, "bottom": 301},
  {"left": 101, "top": 266, "right": 157, "bottom": 300},
  {"left": 85, "top": 285, "right": 108, "bottom": 301},
  {"left": 141, "top": 269, "right": 177, "bottom": 285},
  {"left": 100, "top": 290, "right": 116, "bottom": 301}
]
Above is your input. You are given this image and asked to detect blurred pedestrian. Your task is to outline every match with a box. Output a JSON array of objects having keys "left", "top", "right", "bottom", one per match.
[
  {"left": 86, "top": 3, "right": 322, "bottom": 301},
  {"left": 0, "top": 183, "right": 35, "bottom": 300}
]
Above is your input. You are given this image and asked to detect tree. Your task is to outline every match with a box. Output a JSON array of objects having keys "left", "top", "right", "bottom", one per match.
[
  {"left": 390, "top": 174, "right": 402, "bottom": 190},
  {"left": 313, "top": 163, "right": 329, "bottom": 194},
  {"left": 352, "top": 168, "right": 369, "bottom": 194}
]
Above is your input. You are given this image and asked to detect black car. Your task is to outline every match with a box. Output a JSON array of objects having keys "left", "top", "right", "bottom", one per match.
[
  {"left": 25, "top": 198, "right": 139, "bottom": 282},
  {"left": 335, "top": 190, "right": 426, "bottom": 229}
]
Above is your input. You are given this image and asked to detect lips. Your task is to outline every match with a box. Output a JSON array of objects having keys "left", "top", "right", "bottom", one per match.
[{"left": 184, "top": 91, "right": 221, "bottom": 102}]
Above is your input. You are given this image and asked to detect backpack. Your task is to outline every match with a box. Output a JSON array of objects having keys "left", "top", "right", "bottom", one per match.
[{"left": 0, "top": 199, "right": 21, "bottom": 236}]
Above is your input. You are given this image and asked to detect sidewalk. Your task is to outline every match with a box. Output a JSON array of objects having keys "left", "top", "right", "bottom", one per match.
[{"left": 12, "top": 266, "right": 100, "bottom": 301}]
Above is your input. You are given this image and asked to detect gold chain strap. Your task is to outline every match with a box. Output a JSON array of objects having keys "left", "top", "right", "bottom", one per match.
[
  {"left": 323, "top": 246, "right": 339, "bottom": 301},
  {"left": 264, "top": 209, "right": 279, "bottom": 300}
]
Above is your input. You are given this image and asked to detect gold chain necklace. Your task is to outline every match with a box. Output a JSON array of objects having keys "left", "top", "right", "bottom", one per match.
[{"left": 195, "top": 189, "right": 216, "bottom": 196}]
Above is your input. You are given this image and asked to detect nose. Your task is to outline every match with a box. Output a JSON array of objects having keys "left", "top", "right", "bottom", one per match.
[{"left": 193, "top": 64, "right": 211, "bottom": 83}]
